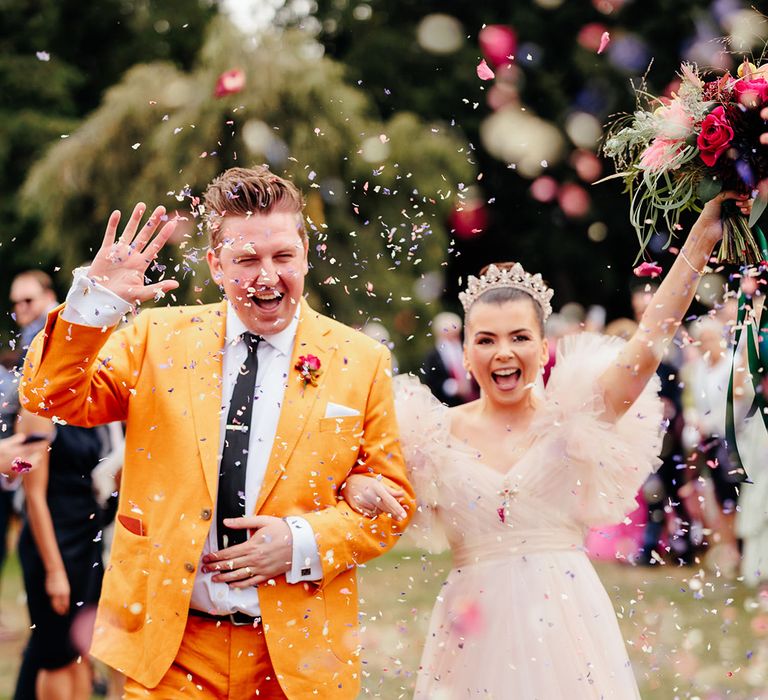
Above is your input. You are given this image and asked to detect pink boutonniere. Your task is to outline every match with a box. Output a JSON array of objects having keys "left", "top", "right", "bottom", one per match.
[{"left": 295, "top": 354, "right": 322, "bottom": 388}]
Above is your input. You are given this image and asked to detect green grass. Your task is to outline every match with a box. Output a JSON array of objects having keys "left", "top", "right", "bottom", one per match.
[
  {"left": 2, "top": 543, "right": 768, "bottom": 699},
  {"left": 356, "top": 547, "right": 768, "bottom": 699},
  {"left": 0, "top": 553, "right": 30, "bottom": 700}
]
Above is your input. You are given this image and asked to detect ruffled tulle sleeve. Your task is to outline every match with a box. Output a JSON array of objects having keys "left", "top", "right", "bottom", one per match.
[
  {"left": 538, "top": 332, "right": 664, "bottom": 527},
  {"left": 394, "top": 374, "right": 449, "bottom": 553}
]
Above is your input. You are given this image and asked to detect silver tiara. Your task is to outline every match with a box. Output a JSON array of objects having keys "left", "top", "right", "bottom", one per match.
[{"left": 458, "top": 263, "right": 554, "bottom": 319}]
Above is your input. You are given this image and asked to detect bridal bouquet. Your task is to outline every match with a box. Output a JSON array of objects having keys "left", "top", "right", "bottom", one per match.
[{"left": 602, "top": 60, "right": 768, "bottom": 265}]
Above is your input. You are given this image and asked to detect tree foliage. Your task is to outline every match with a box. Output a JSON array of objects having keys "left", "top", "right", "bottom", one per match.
[{"left": 0, "top": 0, "right": 216, "bottom": 340}]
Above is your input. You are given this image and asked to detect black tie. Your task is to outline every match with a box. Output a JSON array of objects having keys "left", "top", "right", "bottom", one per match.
[{"left": 217, "top": 332, "right": 262, "bottom": 550}]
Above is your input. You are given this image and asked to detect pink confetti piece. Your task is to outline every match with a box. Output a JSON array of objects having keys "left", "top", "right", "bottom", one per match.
[
  {"left": 214, "top": 69, "right": 246, "bottom": 98},
  {"left": 476, "top": 59, "right": 495, "bottom": 81},
  {"left": 36, "top": 51, "right": 50, "bottom": 62},
  {"left": 633, "top": 261, "right": 663, "bottom": 278},
  {"left": 597, "top": 31, "right": 610, "bottom": 55}
]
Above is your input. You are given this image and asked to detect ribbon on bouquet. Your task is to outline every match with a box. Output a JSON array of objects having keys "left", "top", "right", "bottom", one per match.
[{"left": 725, "top": 224, "right": 768, "bottom": 482}]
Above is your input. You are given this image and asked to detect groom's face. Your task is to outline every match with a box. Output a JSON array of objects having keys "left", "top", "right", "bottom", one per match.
[{"left": 206, "top": 210, "right": 309, "bottom": 336}]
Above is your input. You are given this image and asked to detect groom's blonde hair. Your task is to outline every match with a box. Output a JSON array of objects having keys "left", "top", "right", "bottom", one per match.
[{"left": 203, "top": 166, "right": 306, "bottom": 249}]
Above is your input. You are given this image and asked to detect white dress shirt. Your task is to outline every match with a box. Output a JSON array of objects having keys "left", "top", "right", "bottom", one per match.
[
  {"left": 61, "top": 269, "right": 322, "bottom": 616},
  {"left": 691, "top": 355, "right": 731, "bottom": 438}
]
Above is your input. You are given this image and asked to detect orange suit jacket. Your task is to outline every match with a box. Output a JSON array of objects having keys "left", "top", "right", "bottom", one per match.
[{"left": 21, "top": 298, "right": 415, "bottom": 698}]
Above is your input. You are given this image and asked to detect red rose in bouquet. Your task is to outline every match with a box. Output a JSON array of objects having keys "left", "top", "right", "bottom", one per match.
[{"left": 696, "top": 106, "right": 734, "bottom": 166}]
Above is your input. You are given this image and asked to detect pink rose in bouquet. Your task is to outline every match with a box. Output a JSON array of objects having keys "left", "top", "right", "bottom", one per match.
[
  {"left": 696, "top": 106, "right": 734, "bottom": 167},
  {"left": 732, "top": 77, "right": 768, "bottom": 108}
]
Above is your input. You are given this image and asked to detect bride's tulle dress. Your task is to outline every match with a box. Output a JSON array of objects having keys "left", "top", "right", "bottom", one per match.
[{"left": 396, "top": 333, "right": 664, "bottom": 699}]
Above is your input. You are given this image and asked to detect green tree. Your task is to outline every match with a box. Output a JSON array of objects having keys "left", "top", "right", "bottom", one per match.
[
  {"left": 20, "top": 18, "right": 474, "bottom": 368},
  {"left": 0, "top": 0, "right": 216, "bottom": 340}
]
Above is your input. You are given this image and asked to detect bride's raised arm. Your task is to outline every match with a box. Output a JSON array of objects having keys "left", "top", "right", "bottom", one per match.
[{"left": 599, "top": 192, "right": 751, "bottom": 420}]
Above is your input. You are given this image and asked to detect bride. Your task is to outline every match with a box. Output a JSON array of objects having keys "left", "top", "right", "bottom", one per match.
[{"left": 342, "top": 193, "right": 751, "bottom": 698}]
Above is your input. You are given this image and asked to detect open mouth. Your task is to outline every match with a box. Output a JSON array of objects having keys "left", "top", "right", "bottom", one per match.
[
  {"left": 247, "top": 288, "right": 284, "bottom": 312},
  {"left": 491, "top": 368, "right": 522, "bottom": 391}
]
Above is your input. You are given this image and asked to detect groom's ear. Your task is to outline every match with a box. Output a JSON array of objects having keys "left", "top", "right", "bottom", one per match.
[{"left": 206, "top": 247, "right": 223, "bottom": 283}]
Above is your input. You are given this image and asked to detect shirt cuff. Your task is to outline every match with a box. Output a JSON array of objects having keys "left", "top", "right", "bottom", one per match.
[
  {"left": 60, "top": 267, "right": 132, "bottom": 327},
  {"left": 284, "top": 516, "right": 322, "bottom": 583}
]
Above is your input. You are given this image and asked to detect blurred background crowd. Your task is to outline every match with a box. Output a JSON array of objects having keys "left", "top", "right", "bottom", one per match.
[{"left": 1, "top": 0, "right": 768, "bottom": 698}]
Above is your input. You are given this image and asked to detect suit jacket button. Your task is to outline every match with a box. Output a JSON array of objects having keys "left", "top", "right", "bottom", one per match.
[
  {"left": 201, "top": 508, "right": 212, "bottom": 521},
  {"left": 184, "top": 562, "right": 195, "bottom": 573}
]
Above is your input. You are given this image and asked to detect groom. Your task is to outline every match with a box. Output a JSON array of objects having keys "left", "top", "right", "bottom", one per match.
[{"left": 20, "top": 166, "right": 414, "bottom": 698}]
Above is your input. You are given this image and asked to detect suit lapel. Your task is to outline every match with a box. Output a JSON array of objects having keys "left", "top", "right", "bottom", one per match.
[
  {"left": 253, "top": 299, "right": 335, "bottom": 514},
  {"left": 185, "top": 301, "right": 227, "bottom": 503}
]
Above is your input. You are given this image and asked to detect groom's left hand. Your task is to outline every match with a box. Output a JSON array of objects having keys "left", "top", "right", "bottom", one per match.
[{"left": 201, "top": 515, "right": 293, "bottom": 588}]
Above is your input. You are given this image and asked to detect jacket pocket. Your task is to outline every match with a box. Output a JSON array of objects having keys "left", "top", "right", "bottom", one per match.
[{"left": 101, "top": 518, "right": 150, "bottom": 632}]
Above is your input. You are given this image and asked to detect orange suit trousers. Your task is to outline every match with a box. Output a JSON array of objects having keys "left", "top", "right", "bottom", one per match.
[{"left": 122, "top": 615, "right": 287, "bottom": 699}]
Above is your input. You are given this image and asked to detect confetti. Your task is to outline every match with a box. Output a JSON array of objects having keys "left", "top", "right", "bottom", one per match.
[
  {"left": 214, "top": 68, "right": 245, "bottom": 98},
  {"left": 597, "top": 31, "right": 611, "bottom": 54},
  {"left": 633, "top": 261, "right": 663, "bottom": 278},
  {"left": 476, "top": 59, "right": 495, "bottom": 81}
]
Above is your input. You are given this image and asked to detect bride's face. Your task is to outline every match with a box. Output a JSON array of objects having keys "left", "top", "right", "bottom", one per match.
[{"left": 464, "top": 299, "right": 548, "bottom": 408}]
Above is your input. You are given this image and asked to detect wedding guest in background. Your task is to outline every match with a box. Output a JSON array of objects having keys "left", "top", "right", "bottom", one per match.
[
  {"left": 1, "top": 272, "right": 57, "bottom": 644},
  {"left": 736, "top": 372, "right": 768, "bottom": 587},
  {"left": 0, "top": 352, "right": 21, "bottom": 641},
  {"left": 10, "top": 271, "right": 57, "bottom": 355},
  {"left": 422, "top": 311, "right": 476, "bottom": 405},
  {"left": 632, "top": 282, "right": 694, "bottom": 565},
  {"left": 13, "top": 408, "right": 105, "bottom": 700},
  {"left": 685, "top": 316, "right": 743, "bottom": 574},
  {"left": 10, "top": 272, "right": 109, "bottom": 699}
]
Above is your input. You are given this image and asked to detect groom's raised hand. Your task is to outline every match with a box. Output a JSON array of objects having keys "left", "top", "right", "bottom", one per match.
[{"left": 88, "top": 203, "right": 179, "bottom": 305}]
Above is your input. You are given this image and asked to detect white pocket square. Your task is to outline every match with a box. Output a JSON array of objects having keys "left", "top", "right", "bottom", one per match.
[{"left": 324, "top": 402, "right": 360, "bottom": 418}]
